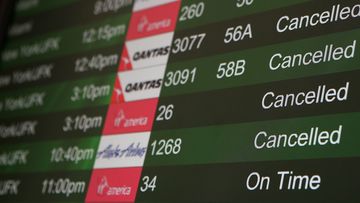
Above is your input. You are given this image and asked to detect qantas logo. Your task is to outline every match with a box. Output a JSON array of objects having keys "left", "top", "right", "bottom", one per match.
[
  {"left": 122, "top": 33, "right": 173, "bottom": 70},
  {"left": 133, "top": 46, "right": 170, "bottom": 61},
  {"left": 97, "top": 176, "right": 131, "bottom": 196},
  {"left": 110, "top": 76, "right": 124, "bottom": 104},
  {"left": 125, "top": 79, "right": 162, "bottom": 93},
  {"left": 117, "top": 65, "right": 165, "bottom": 102},
  {"left": 121, "top": 56, "right": 131, "bottom": 69},
  {"left": 113, "top": 88, "right": 123, "bottom": 103}
]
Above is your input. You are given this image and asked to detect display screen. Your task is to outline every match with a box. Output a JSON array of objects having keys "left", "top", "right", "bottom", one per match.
[{"left": 0, "top": 0, "right": 359, "bottom": 202}]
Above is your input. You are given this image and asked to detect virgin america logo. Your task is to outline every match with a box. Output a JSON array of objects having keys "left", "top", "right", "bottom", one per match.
[
  {"left": 136, "top": 15, "right": 171, "bottom": 33},
  {"left": 97, "top": 176, "right": 131, "bottom": 196},
  {"left": 114, "top": 110, "right": 126, "bottom": 127},
  {"left": 97, "top": 176, "right": 109, "bottom": 195},
  {"left": 114, "top": 109, "right": 148, "bottom": 128},
  {"left": 137, "top": 16, "right": 149, "bottom": 32}
]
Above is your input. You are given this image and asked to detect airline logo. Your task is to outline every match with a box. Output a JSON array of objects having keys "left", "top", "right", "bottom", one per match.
[
  {"left": 94, "top": 132, "right": 150, "bottom": 169},
  {"left": 119, "top": 32, "right": 173, "bottom": 71},
  {"left": 133, "top": 0, "right": 178, "bottom": 12},
  {"left": 127, "top": 1, "right": 180, "bottom": 40},
  {"left": 110, "top": 77, "right": 124, "bottom": 103},
  {"left": 103, "top": 99, "right": 158, "bottom": 135},
  {"left": 96, "top": 176, "right": 131, "bottom": 196},
  {"left": 86, "top": 168, "right": 142, "bottom": 202},
  {"left": 114, "top": 65, "right": 166, "bottom": 102}
]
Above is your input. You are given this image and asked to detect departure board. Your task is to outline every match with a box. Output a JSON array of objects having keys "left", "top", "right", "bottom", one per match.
[{"left": 0, "top": 0, "right": 359, "bottom": 202}]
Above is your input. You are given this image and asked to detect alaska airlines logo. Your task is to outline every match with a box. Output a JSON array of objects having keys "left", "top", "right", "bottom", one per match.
[
  {"left": 125, "top": 79, "right": 162, "bottom": 93},
  {"left": 114, "top": 109, "right": 148, "bottom": 128},
  {"left": 97, "top": 176, "right": 131, "bottom": 196},
  {"left": 132, "top": 46, "right": 170, "bottom": 61},
  {"left": 97, "top": 143, "right": 147, "bottom": 159},
  {"left": 137, "top": 15, "right": 171, "bottom": 33}
]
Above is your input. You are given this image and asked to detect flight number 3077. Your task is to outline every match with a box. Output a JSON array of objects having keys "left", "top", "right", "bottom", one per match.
[{"left": 172, "top": 33, "right": 206, "bottom": 54}]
